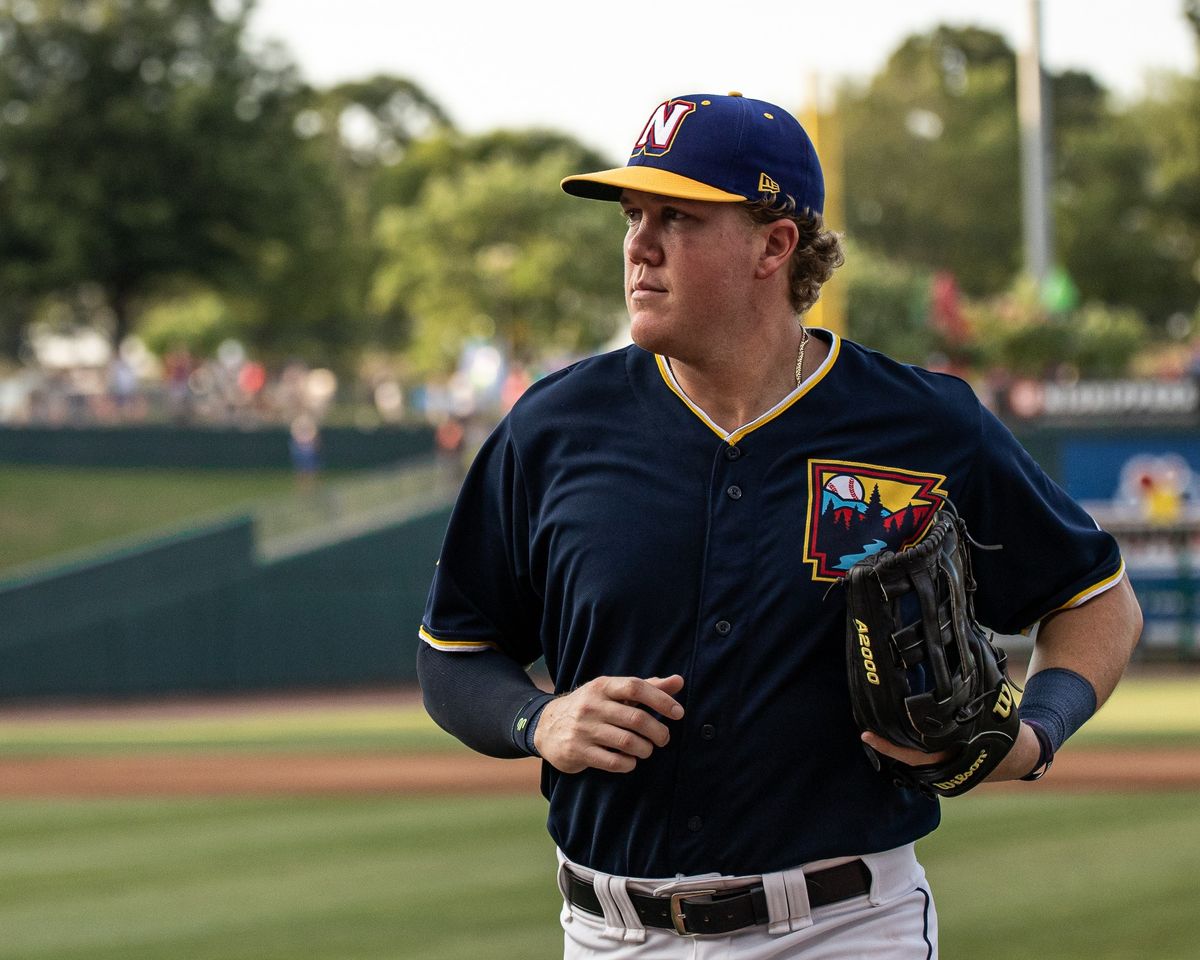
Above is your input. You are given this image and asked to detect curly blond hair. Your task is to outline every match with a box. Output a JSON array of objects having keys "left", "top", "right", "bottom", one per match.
[{"left": 743, "top": 195, "right": 844, "bottom": 316}]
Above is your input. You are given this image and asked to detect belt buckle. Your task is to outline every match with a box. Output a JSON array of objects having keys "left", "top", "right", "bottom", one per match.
[{"left": 669, "top": 889, "right": 717, "bottom": 936}]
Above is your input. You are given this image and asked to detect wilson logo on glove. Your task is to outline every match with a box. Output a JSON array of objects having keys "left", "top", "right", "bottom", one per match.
[
  {"left": 933, "top": 750, "right": 989, "bottom": 791},
  {"left": 993, "top": 682, "right": 1015, "bottom": 719}
]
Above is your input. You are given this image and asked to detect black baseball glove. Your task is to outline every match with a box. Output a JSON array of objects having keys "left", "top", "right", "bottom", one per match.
[{"left": 843, "top": 504, "right": 1019, "bottom": 798}]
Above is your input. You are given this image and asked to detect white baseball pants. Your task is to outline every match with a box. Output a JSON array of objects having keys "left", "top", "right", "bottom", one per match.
[{"left": 558, "top": 844, "right": 937, "bottom": 959}]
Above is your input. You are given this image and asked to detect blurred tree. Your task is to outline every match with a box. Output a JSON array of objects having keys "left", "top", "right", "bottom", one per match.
[
  {"left": 371, "top": 145, "right": 625, "bottom": 372},
  {"left": 0, "top": 201, "right": 36, "bottom": 357},
  {"left": 377, "top": 128, "right": 611, "bottom": 209},
  {"left": 1054, "top": 71, "right": 1199, "bottom": 328},
  {"left": 368, "top": 128, "right": 615, "bottom": 367},
  {"left": 307, "top": 75, "right": 451, "bottom": 170},
  {"left": 840, "top": 22, "right": 1200, "bottom": 335},
  {"left": 1123, "top": 72, "right": 1200, "bottom": 327},
  {"left": 0, "top": 0, "right": 386, "bottom": 362},
  {"left": 839, "top": 26, "right": 1021, "bottom": 296},
  {"left": 136, "top": 286, "right": 239, "bottom": 357},
  {"left": 839, "top": 240, "right": 934, "bottom": 364},
  {"left": 288, "top": 75, "right": 454, "bottom": 354},
  {"left": 965, "top": 280, "right": 1148, "bottom": 379}
]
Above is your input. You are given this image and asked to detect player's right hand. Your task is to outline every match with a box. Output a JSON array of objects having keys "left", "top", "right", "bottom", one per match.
[{"left": 533, "top": 675, "right": 685, "bottom": 774}]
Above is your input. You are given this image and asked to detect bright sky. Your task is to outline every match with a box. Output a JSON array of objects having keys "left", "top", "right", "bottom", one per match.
[{"left": 249, "top": 1, "right": 1197, "bottom": 162}]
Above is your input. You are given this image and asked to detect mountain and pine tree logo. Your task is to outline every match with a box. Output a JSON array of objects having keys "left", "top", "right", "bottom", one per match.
[{"left": 803, "top": 460, "right": 949, "bottom": 581}]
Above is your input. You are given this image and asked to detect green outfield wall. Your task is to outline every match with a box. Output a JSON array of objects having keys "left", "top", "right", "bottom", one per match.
[
  {"left": 0, "top": 423, "right": 435, "bottom": 469},
  {"left": 5, "top": 419, "right": 1194, "bottom": 699},
  {"left": 0, "top": 506, "right": 452, "bottom": 700}
]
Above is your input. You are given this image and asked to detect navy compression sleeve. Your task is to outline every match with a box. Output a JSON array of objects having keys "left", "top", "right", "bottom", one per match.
[{"left": 416, "top": 644, "right": 555, "bottom": 759}]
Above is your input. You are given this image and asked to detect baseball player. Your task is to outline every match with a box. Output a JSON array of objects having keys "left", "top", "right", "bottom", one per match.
[{"left": 416, "top": 92, "right": 1143, "bottom": 958}]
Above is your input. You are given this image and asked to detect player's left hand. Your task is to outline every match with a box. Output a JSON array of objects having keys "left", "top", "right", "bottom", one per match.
[
  {"left": 533, "top": 674, "right": 685, "bottom": 775},
  {"left": 862, "top": 720, "right": 1041, "bottom": 783}
]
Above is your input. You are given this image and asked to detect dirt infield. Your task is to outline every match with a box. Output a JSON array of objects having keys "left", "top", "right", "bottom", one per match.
[
  {"left": 0, "top": 685, "right": 1196, "bottom": 797},
  {"left": 0, "top": 746, "right": 1198, "bottom": 797},
  {"left": 0, "top": 752, "right": 540, "bottom": 797}
]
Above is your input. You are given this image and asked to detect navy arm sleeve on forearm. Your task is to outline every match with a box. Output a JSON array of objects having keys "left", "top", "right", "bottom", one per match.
[{"left": 416, "top": 643, "right": 555, "bottom": 759}]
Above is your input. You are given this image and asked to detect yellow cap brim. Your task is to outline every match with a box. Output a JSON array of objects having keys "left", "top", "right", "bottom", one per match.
[{"left": 561, "top": 166, "right": 745, "bottom": 203}]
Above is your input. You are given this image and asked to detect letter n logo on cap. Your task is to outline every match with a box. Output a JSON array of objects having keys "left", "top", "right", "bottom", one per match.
[{"left": 633, "top": 99, "right": 696, "bottom": 158}]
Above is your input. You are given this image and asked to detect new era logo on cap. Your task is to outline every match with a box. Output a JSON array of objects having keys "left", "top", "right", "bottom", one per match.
[
  {"left": 758, "top": 173, "right": 780, "bottom": 194},
  {"left": 562, "top": 92, "right": 824, "bottom": 214}
]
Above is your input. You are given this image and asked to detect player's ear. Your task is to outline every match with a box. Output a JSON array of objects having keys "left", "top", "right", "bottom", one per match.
[{"left": 754, "top": 218, "right": 798, "bottom": 280}]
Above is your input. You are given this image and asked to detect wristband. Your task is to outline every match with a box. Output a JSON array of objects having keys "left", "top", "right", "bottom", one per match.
[
  {"left": 1017, "top": 667, "right": 1097, "bottom": 752},
  {"left": 512, "top": 692, "right": 555, "bottom": 757},
  {"left": 1019, "top": 719, "right": 1054, "bottom": 781}
]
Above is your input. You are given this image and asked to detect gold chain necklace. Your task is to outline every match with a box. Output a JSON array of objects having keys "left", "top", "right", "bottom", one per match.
[{"left": 794, "top": 326, "right": 810, "bottom": 386}]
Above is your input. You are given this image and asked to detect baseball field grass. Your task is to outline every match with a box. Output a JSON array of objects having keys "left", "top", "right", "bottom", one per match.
[
  {"left": 0, "top": 466, "right": 299, "bottom": 577},
  {"left": 0, "top": 794, "right": 561, "bottom": 960},
  {"left": 0, "top": 701, "right": 461, "bottom": 757},
  {"left": 927, "top": 791, "right": 1199, "bottom": 960},
  {"left": 0, "top": 791, "right": 1195, "bottom": 960},
  {"left": 0, "top": 674, "right": 1197, "bottom": 959}
]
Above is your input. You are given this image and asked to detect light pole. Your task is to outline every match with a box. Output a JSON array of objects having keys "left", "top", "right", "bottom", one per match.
[{"left": 1018, "top": 0, "right": 1055, "bottom": 294}]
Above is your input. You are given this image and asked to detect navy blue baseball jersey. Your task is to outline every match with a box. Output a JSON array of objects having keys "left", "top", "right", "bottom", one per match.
[{"left": 419, "top": 332, "right": 1123, "bottom": 878}]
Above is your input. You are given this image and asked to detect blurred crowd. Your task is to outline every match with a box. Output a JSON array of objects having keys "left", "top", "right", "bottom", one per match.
[
  {"left": 0, "top": 342, "right": 345, "bottom": 430},
  {"left": 7, "top": 324, "right": 1200, "bottom": 438},
  {"left": 0, "top": 330, "right": 577, "bottom": 440}
]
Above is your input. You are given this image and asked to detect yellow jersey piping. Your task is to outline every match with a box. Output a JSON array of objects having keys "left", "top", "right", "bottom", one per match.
[
  {"left": 655, "top": 331, "right": 842, "bottom": 444},
  {"left": 1046, "top": 559, "right": 1127, "bottom": 615},
  {"left": 418, "top": 624, "right": 497, "bottom": 652}
]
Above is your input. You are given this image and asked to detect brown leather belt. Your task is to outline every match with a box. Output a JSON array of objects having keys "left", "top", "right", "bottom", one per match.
[{"left": 565, "top": 859, "right": 872, "bottom": 936}]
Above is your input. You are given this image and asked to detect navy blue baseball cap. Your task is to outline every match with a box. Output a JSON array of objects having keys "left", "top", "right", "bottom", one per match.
[{"left": 561, "top": 92, "right": 824, "bottom": 214}]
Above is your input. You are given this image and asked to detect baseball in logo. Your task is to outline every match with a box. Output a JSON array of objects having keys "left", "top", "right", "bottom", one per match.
[
  {"left": 632, "top": 99, "right": 696, "bottom": 158},
  {"left": 803, "top": 460, "right": 949, "bottom": 582}
]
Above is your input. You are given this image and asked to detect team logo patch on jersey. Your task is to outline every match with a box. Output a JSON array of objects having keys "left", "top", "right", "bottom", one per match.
[
  {"left": 803, "top": 460, "right": 949, "bottom": 582},
  {"left": 632, "top": 99, "right": 696, "bottom": 158}
]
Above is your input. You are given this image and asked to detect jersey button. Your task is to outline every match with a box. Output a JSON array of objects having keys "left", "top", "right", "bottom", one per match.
[
  {"left": 724, "top": 445, "right": 741, "bottom": 461},
  {"left": 714, "top": 620, "right": 732, "bottom": 636},
  {"left": 687, "top": 816, "right": 703, "bottom": 832},
  {"left": 726, "top": 485, "right": 742, "bottom": 500},
  {"left": 701, "top": 724, "right": 716, "bottom": 740}
]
